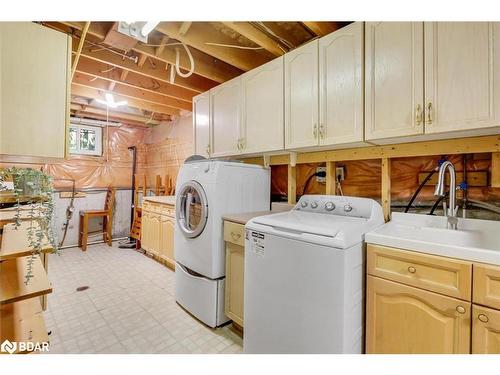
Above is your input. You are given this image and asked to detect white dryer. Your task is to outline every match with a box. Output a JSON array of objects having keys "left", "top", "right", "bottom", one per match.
[
  {"left": 174, "top": 160, "right": 270, "bottom": 327},
  {"left": 244, "top": 195, "right": 384, "bottom": 353}
]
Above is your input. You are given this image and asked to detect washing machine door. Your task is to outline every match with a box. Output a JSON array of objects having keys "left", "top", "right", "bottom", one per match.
[{"left": 176, "top": 180, "right": 208, "bottom": 238}]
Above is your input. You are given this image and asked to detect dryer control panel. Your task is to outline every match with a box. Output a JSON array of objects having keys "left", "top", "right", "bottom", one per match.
[{"left": 294, "top": 195, "right": 383, "bottom": 220}]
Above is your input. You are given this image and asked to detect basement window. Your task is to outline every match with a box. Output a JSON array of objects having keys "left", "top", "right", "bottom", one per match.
[{"left": 69, "top": 124, "right": 103, "bottom": 156}]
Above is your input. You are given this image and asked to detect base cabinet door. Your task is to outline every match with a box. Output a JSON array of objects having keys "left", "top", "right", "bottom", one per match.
[
  {"left": 284, "top": 39, "right": 319, "bottom": 149},
  {"left": 472, "top": 305, "right": 500, "bottom": 354},
  {"left": 141, "top": 211, "right": 161, "bottom": 255},
  {"left": 159, "top": 215, "right": 175, "bottom": 265},
  {"left": 225, "top": 242, "right": 245, "bottom": 327},
  {"left": 141, "top": 211, "right": 152, "bottom": 252},
  {"left": 365, "top": 22, "right": 424, "bottom": 141},
  {"left": 319, "top": 22, "right": 364, "bottom": 146},
  {"left": 366, "top": 276, "right": 471, "bottom": 354},
  {"left": 424, "top": 22, "right": 500, "bottom": 134}
]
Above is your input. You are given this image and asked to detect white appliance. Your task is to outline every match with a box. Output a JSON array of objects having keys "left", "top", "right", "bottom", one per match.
[
  {"left": 244, "top": 195, "right": 384, "bottom": 353},
  {"left": 175, "top": 160, "right": 270, "bottom": 327}
]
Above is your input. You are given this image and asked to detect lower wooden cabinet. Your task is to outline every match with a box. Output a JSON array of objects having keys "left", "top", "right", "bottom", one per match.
[
  {"left": 366, "top": 275, "right": 471, "bottom": 354},
  {"left": 224, "top": 220, "right": 245, "bottom": 327},
  {"left": 472, "top": 305, "right": 500, "bottom": 354},
  {"left": 141, "top": 201, "right": 175, "bottom": 269}
]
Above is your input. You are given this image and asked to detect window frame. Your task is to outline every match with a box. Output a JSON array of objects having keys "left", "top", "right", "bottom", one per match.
[{"left": 69, "top": 123, "right": 103, "bottom": 156}]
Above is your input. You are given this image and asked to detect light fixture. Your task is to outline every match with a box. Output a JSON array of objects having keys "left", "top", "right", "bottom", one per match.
[
  {"left": 96, "top": 93, "right": 128, "bottom": 108},
  {"left": 141, "top": 21, "right": 160, "bottom": 37}
]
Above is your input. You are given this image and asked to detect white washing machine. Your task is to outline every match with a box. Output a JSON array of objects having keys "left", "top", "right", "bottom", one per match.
[
  {"left": 244, "top": 195, "right": 384, "bottom": 353},
  {"left": 174, "top": 160, "right": 270, "bottom": 328}
]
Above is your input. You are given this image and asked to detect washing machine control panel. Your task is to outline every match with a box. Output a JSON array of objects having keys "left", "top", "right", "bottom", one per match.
[{"left": 293, "top": 195, "right": 380, "bottom": 219}]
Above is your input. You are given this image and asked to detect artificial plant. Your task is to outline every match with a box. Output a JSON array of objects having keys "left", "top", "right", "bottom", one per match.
[{"left": 0, "top": 167, "right": 59, "bottom": 284}]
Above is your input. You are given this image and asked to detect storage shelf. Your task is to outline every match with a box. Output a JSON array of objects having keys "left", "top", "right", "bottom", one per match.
[
  {"left": 0, "top": 221, "right": 53, "bottom": 261},
  {"left": 0, "top": 255, "right": 52, "bottom": 305},
  {"left": 0, "top": 297, "right": 49, "bottom": 354}
]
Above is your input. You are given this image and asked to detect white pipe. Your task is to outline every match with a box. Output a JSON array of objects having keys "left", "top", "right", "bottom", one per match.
[
  {"left": 175, "top": 42, "right": 195, "bottom": 78},
  {"left": 70, "top": 116, "right": 121, "bottom": 128}
]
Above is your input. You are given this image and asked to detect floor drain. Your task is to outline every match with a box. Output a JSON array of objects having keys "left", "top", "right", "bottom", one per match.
[{"left": 76, "top": 286, "right": 89, "bottom": 292}]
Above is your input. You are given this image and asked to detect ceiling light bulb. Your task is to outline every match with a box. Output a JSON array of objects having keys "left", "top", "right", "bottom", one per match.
[
  {"left": 141, "top": 21, "right": 160, "bottom": 37},
  {"left": 105, "top": 93, "right": 114, "bottom": 102}
]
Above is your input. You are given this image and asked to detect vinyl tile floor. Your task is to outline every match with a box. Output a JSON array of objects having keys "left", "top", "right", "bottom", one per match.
[{"left": 43, "top": 243, "right": 243, "bottom": 354}]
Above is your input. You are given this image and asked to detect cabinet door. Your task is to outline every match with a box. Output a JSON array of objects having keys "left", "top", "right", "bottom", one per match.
[
  {"left": 241, "top": 56, "right": 284, "bottom": 154},
  {"left": 319, "top": 22, "right": 364, "bottom": 146},
  {"left": 159, "top": 215, "right": 175, "bottom": 264},
  {"left": 365, "top": 22, "right": 424, "bottom": 141},
  {"left": 472, "top": 305, "right": 500, "bottom": 354},
  {"left": 284, "top": 39, "right": 319, "bottom": 149},
  {"left": 424, "top": 22, "right": 500, "bottom": 134},
  {"left": 144, "top": 213, "right": 161, "bottom": 256},
  {"left": 0, "top": 22, "right": 70, "bottom": 158},
  {"left": 193, "top": 91, "right": 211, "bottom": 158},
  {"left": 140, "top": 211, "right": 152, "bottom": 252},
  {"left": 210, "top": 77, "right": 241, "bottom": 157},
  {"left": 366, "top": 276, "right": 471, "bottom": 354},
  {"left": 473, "top": 262, "right": 500, "bottom": 310},
  {"left": 225, "top": 242, "right": 245, "bottom": 327}
]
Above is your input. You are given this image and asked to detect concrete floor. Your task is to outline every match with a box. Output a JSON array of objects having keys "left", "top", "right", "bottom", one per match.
[{"left": 43, "top": 243, "right": 242, "bottom": 354}]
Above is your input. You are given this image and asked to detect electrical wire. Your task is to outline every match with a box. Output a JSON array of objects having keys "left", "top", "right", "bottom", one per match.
[
  {"left": 174, "top": 42, "right": 195, "bottom": 78},
  {"left": 404, "top": 169, "right": 436, "bottom": 213}
]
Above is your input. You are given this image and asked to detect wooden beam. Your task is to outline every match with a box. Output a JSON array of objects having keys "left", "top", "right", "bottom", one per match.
[
  {"left": 71, "top": 84, "right": 180, "bottom": 116},
  {"left": 57, "top": 21, "right": 242, "bottom": 83},
  {"left": 156, "top": 22, "right": 272, "bottom": 71},
  {"left": 288, "top": 165, "right": 297, "bottom": 205},
  {"left": 222, "top": 22, "right": 284, "bottom": 57},
  {"left": 75, "top": 57, "right": 196, "bottom": 102},
  {"left": 241, "top": 135, "right": 500, "bottom": 166},
  {"left": 71, "top": 21, "right": 90, "bottom": 80},
  {"left": 70, "top": 103, "right": 162, "bottom": 125},
  {"left": 178, "top": 22, "right": 192, "bottom": 36},
  {"left": 492, "top": 152, "right": 500, "bottom": 188},
  {"left": 73, "top": 72, "right": 191, "bottom": 111},
  {"left": 381, "top": 158, "right": 391, "bottom": 222},
  {"left": 69, "top": 35, "right": 215, "bottom": 93},
  {"left": 302, "top": 22, "right": 342, "bottom": 36},
  {"left": 325, "top": 161, "right": 336, "bottom": 195}
]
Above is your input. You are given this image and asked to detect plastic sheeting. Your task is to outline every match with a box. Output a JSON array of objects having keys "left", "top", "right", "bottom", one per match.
[{"left": 271, "top": 154, "right": 500, "bottom": 203}]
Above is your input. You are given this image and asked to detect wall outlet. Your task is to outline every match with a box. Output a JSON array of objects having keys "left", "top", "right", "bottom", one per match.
[
  {"left": 316, "top": 167, "right": 326, "bottom": 183},
  {"left": 336, "top": 166, "right": 345, "bottom": 182}
]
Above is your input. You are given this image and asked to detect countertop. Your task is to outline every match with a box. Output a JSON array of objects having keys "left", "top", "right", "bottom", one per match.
[
  {"left": 143, "top": 195, "right": 176, "bottom": 206},
  {"left": 222, "top": 202, "right": 293, "bottom": 225}
]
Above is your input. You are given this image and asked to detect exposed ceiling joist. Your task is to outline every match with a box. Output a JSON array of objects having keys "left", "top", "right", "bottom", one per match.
[
  {"left": 58, "top": 21, "right": 242, "bottom": 83},
  {"left": 70, "top": 103, "right": 162, "bottom": 126},
  {"left": 302, "top": 22, "right": 342, "bottom": 36},
  {"left": 156, "top": 22, "right": 272, "bottom": 71},
  {"left": 71, "top": 21, "right": 91, "bottom": 80},
  {"left": 69, "top": 35, "right": 214, "bottom": 93},
  {"left": 75, "top": 57, "right": 195, "bottom": 103},
  {"left": 73, "top": 72, "right": 191, "bottom": 112},
  {"left": 71, "top": 84, "right": 180, "bottom": 116},
  {"left": 222, "top": 22, "right": 285, "bottom": 57}
]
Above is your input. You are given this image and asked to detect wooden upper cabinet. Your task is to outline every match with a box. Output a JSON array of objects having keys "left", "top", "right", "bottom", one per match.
[
  {"left": 472, "top": 304, "right": 500, "bottom": 354},
  {"left": 240, "top": 56, "right": 284, "bottom": 155},
  {"left": 285, "top": 40, "right": 319, "bottom": 149},
  {"left": 319, "top": 22, "right": 364, "bottom": 147},
  {"left": 424, "top": 22, "right": 500, "bottom": 134},
  {"left": 0, "top": 22, "right": 71, "bottom": 158},
  {"left": 210, "top": 76, "right": 241, "bottom": 157},
  {"left": 193, "top": 91, "right": 211, "bottom": 158},
  {"left": 365, "top": 22, "right": 424, "bottom": 141},
  {"left": 366, "top": 275, "right": 471, "bottom": 354}
]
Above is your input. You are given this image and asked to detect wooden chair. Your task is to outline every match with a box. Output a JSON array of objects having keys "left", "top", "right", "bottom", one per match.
[{"left": 78, "top": 187, "right": 115, "bottom": 251}]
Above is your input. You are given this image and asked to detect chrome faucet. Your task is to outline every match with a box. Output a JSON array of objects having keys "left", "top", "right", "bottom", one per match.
[{"left": 434, "top": 161, "right": 458, "bottom": 229}]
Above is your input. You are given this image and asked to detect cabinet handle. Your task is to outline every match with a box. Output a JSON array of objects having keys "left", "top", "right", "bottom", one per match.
[
  {"left": 240, "top": 138, "right": 245, "bottom": 150},
  {"left": 478, "top": 314, "right": 489, "bottom": 323},
  {"left": 319, "top": 123, "right": 325, "bottom": 139},
  {"left": 236, "top": 138, "right": 241, "bottom": 151},
  {"left": 456, "top": 305, "right": 466, "bottom": 314},
  {"left": 415, "top": 104, "right": 422, "bottom": 125},
  {"left": 313, "top": 123, "right": 318, "bottom": 139},
  {"left": 230, "top": 232, "right": 241, "bottom": 241},
  {"left": 426, "top": 102, "right": 433, "bottom": 124},
  {"left": 407, "top": 266, "right": 416, "bottom": 273},
  {"left": 206, "top": 144, "right": 210, "bottom": 156}
]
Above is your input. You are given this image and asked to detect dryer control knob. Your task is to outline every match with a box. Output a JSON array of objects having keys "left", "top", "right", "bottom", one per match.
[
  {"left": 300, "top": 201, "right": 308, "bottom": 208},
  {"left": 344, "top": 204, "right": 353, "bottom": 212},
  {"left": 325, "top": 202, "right": 336, "bottom": 211},
  {"left": 311, "top": 201, "right": 318, "bottom": 209}
]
